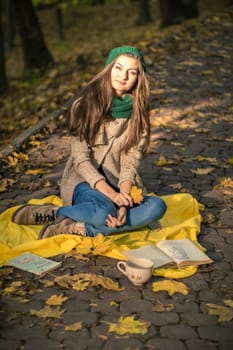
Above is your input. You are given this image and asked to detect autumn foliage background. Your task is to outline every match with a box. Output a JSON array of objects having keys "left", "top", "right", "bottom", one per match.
[{"left": 0, "top": 0, "right": 231, "bottom": 151}]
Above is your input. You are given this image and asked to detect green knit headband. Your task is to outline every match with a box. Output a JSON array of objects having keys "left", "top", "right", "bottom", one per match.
[{"left": 105, "top": 45, "right": 146, "bottom": 71}]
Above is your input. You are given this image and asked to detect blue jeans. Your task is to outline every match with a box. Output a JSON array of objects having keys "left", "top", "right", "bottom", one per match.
[{"left": 57, "top": 182, "right": 167, "bottom": 237}]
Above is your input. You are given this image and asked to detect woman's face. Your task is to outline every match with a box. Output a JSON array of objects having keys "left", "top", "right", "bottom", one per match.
[{"left": 111, "top": 55, "right": 139, "bottom": 97}]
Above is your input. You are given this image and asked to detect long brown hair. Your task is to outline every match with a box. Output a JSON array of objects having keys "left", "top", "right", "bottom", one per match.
[{"left": 67, "top": 54, "right": 150, "bottom": 153}]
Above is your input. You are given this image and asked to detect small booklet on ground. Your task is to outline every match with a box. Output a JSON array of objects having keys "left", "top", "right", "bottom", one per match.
[
  {"left": 123, "top": 238, "right": 213, "bottom": 269},
  {"left": 9, "top": 252, "right": 61, "bottom": 275}
]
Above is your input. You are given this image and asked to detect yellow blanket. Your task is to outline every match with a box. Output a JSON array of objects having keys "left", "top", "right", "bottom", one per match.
[{"left": 0, "top": 193, "right": 204, "bottom": 278}]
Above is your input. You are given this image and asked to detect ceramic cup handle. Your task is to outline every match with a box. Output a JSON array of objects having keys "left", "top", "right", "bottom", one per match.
[{"left": 117, "top": 261, "right": 127, "bottom": 276}]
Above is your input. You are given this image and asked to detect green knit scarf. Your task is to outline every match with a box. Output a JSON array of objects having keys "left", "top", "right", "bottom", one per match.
[{"left": 110, "top": 94, "right": 133, "bottom": 119}]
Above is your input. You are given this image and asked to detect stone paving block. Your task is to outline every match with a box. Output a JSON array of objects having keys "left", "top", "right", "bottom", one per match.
[
  {"left": 147, "top": 338, "right": 186, "bottom": 350},
  {"left": 172, "top": 301, "right": 200, "bottom": 313},
  {"left": 119, "top": 299, "right": 154, "bottom": 314},
  {"left": 220, "top": 210, "right": 233, "bottom": 227},
  {"left": 1, "top": 323, "right": 48, "bottom": 340},
  {"left": 141, "top": 310, "right": 180, "bottom": 326},
  {"left": 90, "top": 298, "right": 119, "bottom": 313},
  {"left": 160, "top": 325, "right": 198, "bottom": 339},
  {"left": 184, "top": 273, "right": 209, "bottom": 291},
  {"left": 185, "top": 339, "right": 218, "bottom": 350},
  {"left": 0, "top": 339, "right": 21, "bottom": 350},
  {"left": 64, "top": 337, "right": 103, "bottom": 350},
  {"left": 23, "top": 338, "right": 62, "bottom": 350},
  {"left": 198, "top": 289, "right": 223, "bottom": 303},
  {"left": 181, "top": 312, "right": 217, "bottom": 326},
  {"left": 62, "top": 311, "right": 99, "bottom": 326},
  {"left": 198, "top": 326, "right": 233, "bottom": 342},
  {"left": 99, "top": 286, "right": 142, "bottom": 302},
  {"left": 64, "top": 298, "right": 90, "bottom": 312},
  {"left": 103, "top": 337, "right": 144, "bottom": 350},
  {"left": 50, "top": 326, "right": 89, "bottom": 342}
]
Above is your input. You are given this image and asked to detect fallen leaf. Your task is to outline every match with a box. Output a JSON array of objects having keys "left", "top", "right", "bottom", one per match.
[
  {"left": 106, "top": 315, "right": 150, "bottom": 335},
  {"left": 30, "top": 305, "right": 65, "bottom": 319},
  {"left": 130, "top": 185, "right": 143, "bottom": 204},
  {"left": 224, "top": 299, "right": 233, "bottom": 308},
  {"left": 65, "top": 322, "right": 83, "bottom": 331},
  {"left": 0, "top": 178, "right": 16, "bottom": 192},
  {"left": 206, "top": 302, "right": 233, "bottom": 322},
  {"left": 46, "top": 293, "right": 68, "bottom": 306},
  {"left": 155, "top": 156, "right": 178, "bottom": 167},
  {"left": 54, "top": 273, "right": 123, "bottom": 291},
  {"left": 75, "top": 233, "right": 113, "bottom": 256},
  {"left": 191, "top": 167, "right": 214, "bottom": 175},
  {"left": 25, "top": 168, "right": 45, "bottom": 175},
  {"left": 153, "top": 300, "right": 174, "bottom": 312},
  {"left": 226, "top": 158, "right": 233, "bottom": 166},
  {"left": 2, "top": 281, "right": 25, "bottom": 295},
  {"left": 152, "top": 280, "right": 189, "bottom": 296},
  {"left": 91, "top": 234, "right": 113, "bottom": 255}
]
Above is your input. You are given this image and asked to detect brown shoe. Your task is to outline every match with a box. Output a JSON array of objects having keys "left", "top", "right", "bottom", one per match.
[
  {"left": 12, "top": 204, "right": 58, "bottom": 225},
  {"left": 38, "top": 217, "right": 86, "bottom": 239}
]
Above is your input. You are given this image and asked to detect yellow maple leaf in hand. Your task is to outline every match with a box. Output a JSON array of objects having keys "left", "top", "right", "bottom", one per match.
[
  {"left": 130, "top": 186, "right": 143, "bottom": 204},
  {"left": 152, "top": 280, "right": 189, "bottom": 296}
]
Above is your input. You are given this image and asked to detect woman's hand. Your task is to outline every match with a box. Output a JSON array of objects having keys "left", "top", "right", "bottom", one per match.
[
  {"left": 106, "top": 206, "right": 128, "bottom": 228},
  {"left": 113, "top": 191, "right": 133, "bottom": 207}
]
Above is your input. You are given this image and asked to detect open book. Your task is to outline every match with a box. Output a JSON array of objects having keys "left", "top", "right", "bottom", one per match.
[
  {"left": 9, "top": 252, "right": 61, "bottom": 275},
  {"left": 123, "top": 238, "right": 213, "bottom": 269}
]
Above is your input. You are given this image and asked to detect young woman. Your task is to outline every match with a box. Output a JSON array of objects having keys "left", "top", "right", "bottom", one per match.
[{"left": 12, "top": 46, "right": 167, "bottom": 238}]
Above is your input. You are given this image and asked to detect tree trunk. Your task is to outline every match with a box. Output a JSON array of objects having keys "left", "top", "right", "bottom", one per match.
[
  {"left": 136, "top": 0, "right": 152, "bottom": 25},
  {"left": 0, "top": 0, "right": 8, "bottom": 94},
  {"left": 6, "top": 0, "right": 16, "bottom": 51},
  {"left": 159, "top": 0, "right": 198, "bottom": 27},
  {"left": 56, "top": 8, "right": 65, "bottom": 40},
  {"left": 11, "top": 0, "right": 53, "bottom": 78}
]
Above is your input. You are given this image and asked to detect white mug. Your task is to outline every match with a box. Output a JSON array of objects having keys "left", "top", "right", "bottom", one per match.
[{"left": 117, "top": 258, "right": 154, "bottom": 286}]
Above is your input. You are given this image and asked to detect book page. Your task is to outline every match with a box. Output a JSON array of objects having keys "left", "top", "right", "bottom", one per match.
[
  {"left": 156, "top": 238, "right": 213, "bottom": 266},
  {"left": 123, "top": 245, "right": 175, "bottom": 269}
]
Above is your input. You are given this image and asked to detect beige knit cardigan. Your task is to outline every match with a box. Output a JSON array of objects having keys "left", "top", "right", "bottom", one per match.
[{"left": 60, "top": 118, "right": 148, "bottom": 205}]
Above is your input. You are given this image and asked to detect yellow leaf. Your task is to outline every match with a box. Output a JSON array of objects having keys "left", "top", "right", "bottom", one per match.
[
  {"left": 65, "top": 322, "right": 83, "bottom": 331},
  {"left": 224, "top": 299, "right": 233, "bottom": 308},
  {"left": 155, "top": 156, "right": 178, "bottom": 167},
  {"left": 75, "top": 233, "right": 113, "bottom": 256},
  {"left": 226, "top": 158, "right": 233, "bottom": 165},
  {"left": 217, "top": 177, "right": 233, "bottom": 188},
  {"left": 206, "top": 302, "right": 233, "bottom": 322},
  {"left": 130, "top": 185, "right": 143, "bottom": 204},
  {"left": 2, "top": 281, "right": 24, "bottom": 295},
  {"left": 106, "top": 315, "right": 150, "bottom": 335},
  {"left": 25, "top": 168, "right": 45, "bottom": 175},
  {"left": 30, "top": 305, "right": 65, "bottom": 319},
  {"left": 152, "top": 280, "right": 189, "bottom": 296},
  {"left": 90, "top": 274, "right": 123, "bottom": 291},
  {"left": 72, "top": 279, "right": 90, "bottom": 291},
  {"left": 54, "top": 273, "right": 123, "bottom": 291},
  {"left": 191, "top": 167, "right": 214, "bottom": 175},
  {"left": 28, "top": 140, "right": 41, "bottom": 148},
  {"left": 92, "top": 234, "right": 113, "bottom": 255},
  {"left": 46, "top": 293, "right": 68, "bottom": 306},
  {"left": 12, "top": 151, "right": 29, "bottom": 161},
  {"left": 153, "top": 300, "right": 174, "bottom": 312},
  {"left": 0, "top": 178, "right": 15, "bottom": 192},
  {"left": 169, "top": 183, "right": 183, "bottom": 190},
  {"left": 75, "top": 237, "right": 93, "bottom": 255}
]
